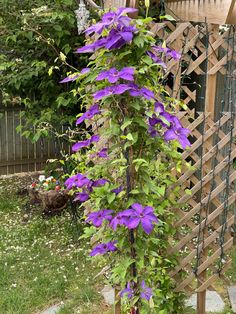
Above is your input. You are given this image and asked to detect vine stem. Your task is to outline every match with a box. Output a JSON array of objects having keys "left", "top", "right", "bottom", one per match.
[{"left": 124, "top": 146, "right": 140, "bottom": 314}]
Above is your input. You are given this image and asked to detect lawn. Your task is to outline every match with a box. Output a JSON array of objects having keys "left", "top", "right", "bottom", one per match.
[
  {"left": 0, "top": 174, "right": 235, "bottom": 314},
  {"left": 0, "top": 175, "right": 112, "bottom": 314}
]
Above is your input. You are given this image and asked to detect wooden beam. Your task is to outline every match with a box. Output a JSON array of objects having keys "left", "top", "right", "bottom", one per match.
[{"left": 165, "top": 0, "right": 236, "bottom": 25}]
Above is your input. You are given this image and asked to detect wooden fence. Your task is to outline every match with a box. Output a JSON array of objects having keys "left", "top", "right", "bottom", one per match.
[
  {"left": 0, "top": 106, "right": 70, "bottom": 175},
  {"left": 150, "top": 20, "right": 236, "bottom": 313}
]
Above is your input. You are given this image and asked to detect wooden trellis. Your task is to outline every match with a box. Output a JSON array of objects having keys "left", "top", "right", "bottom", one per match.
[
  {"left": 150, "top": 20, "right": 236, "bottom": 312},
  {"left": 101, "top": 1, "right": 236, "bottom": 311}
]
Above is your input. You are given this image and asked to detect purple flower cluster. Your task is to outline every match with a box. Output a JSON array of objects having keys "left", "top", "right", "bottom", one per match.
[
  {"left": 72, "top": 134, "right": 100, "bottom": 152},
  {"left": 120, "top": 280, "right": 153, "bottom": 301},
  {"left": 164, "top": 116, "right": 191, "bottom": 149},
  {"left": 96, "top": 67, "right": 135, "bottom": 83},
  {"left": 85, "top": 8, "right": 137, "bottom": 35},
  {"left": 93, "top": 83, "right": 155, "bottom": 101},
  {"left": 64, "top": 173, "right": 90, "bottom": 190},
  {"left": 148, "top": 102, "right": 191, "bottom": 149},
  {"left": 152, "top": 45, "right": 181, "bottom": 60},
  {"left": 86, "top": 209, "right": 113, "bottom": 227},
  {"left": 146, "top": 51, "right": 167, "bottom": 70},
  {"left": 110, "top": 203, "right": 158, "bottom": 234},
  {"left": 76, "top": 8, "right": 138, "bottom": 54},
  {"left": 76, "top": 104, "right": 101, "bottom": 125},
  {"left": 90, "top": 241, "right": 118, "bottom": 256},
  {"left": 65, "top": 173, "right": 108, "bottom": 203}
]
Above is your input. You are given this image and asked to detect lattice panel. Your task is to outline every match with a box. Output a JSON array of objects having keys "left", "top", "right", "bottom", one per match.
[
  {"left": 150, "top": 21, "right": 236, "bottom": 293},
  {"left": 169, "top": 112, "right": 236, "bottom": 293}
]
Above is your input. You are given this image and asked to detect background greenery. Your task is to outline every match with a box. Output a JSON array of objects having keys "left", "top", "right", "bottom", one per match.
[{"left": 0, "top": 0, "right": 88, "bottom": 141}]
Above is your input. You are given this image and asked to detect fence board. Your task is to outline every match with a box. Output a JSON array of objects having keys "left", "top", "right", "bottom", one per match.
[{"left": 0, "top": 107, "right": 69, "bottom": 175}]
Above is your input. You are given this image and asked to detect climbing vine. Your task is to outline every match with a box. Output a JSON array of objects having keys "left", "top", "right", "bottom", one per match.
[{"left": 63, "top": 8, "right": 191, "bottom": 314}]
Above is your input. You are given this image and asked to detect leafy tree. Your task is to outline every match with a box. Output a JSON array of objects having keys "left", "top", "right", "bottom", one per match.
[{"left": 0, "top": 0, "right": 88, "bottom": 141}]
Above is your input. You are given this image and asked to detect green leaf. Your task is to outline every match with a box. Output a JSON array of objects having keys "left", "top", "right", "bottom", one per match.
[
  {"left": 142, "top": 55, "right": 152, "bottom": 65},
  {"left": 185, "top": 189, "right": 192, "bottom": 195},
  {"left": 149, "top": 297, "right": 154, "bottom": 308},
  {"left": 130, "top": 189, "right": 140, "bottom": 194},
  {"left": 156, "top": 186, "right": 165, "bottom": 196},
  {"left": 143, "top": 185, "right": 149, "bottom": 195},
  {"left": 126, "top": 133, "right": 134, "bottom": 141},
  {"left": 121, "top": 119, "right": 132, "bottom": 131},
  {"left": 159, "top": 14, "right": 176, "bottom": 21},
  {"left": 133, "top": 35, "right": 144, "bottom": 48},
  {"left": 107, "top": 193, "right": 116, "bottom": 204}
]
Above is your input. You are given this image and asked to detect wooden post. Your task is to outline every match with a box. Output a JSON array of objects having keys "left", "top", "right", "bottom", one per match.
[
  {"left": 114, "top": 289, "right": 121, "bottom": 314},
  {"left": 196, "top": 23, "right": 219, "bottom": 314}
]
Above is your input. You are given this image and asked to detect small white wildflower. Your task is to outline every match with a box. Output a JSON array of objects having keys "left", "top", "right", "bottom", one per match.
[{"left": 39, "top": 175, "right": 46, "bottom": 182}]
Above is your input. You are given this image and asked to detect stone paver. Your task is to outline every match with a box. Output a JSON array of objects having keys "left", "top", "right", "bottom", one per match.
[
  {"left": 228, "top": 286, "right": 236, "bottom": 313},
  {"left": 41, "top": 304, "right": 63, "bottom": 314},
  {"left": 186, "top": 290, "right": 225, "bottom": 313},
  {"left": 101, "top": 285, "right": 115, "bottom": 305}
]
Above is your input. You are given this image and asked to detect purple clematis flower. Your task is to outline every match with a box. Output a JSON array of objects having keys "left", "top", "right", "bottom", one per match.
[
  {"left": 120, "top": 282, "right": 134, "bottom": 299},
  {"left": 152, "top": 45, "right": 181, "bottom": 60},
  {"left": 86, "top": 178, "right": 109, "bottom": 194},
  {"left": 76, "top": 104, "right": 101, "bottom": 125},
  {"left": 148, "top": 114, "right": 163, "bottom": 127},
  {"left": 93, "top": 84, "right": 132, "bottom": 100},
  {"left": 164, "top": 123, "right": 191, "bottom": 149},
  {"left": 111, "top": 185, "right": 123, "bottom": 195},
  {"left": 72, "top": 134, "right": 100, "bottom": 152},
  {"left": 81, "top": 67, "right": 91, "bottom": 74},
  {"left": 105, "top": 25, "right": 137, "bottom": 50},
  {"left": 146, "top": 51, "right": 167, "bottom": 69},
  {"left": 148, "top": 126, "right": 159, "bottom": 137},
  {"left": 92, "top": 178, "right": 109, "bottom": 187},
  {"left": 64, "top": 173, "right": 90, "bottom": 190},
  {"left": 59, "top": 74, "right": 79, "bottom": 84},
  {"left": 154, "top": 101, "right": 164, "bottom": 114},
  {"left": 122, "top": 203, "right": 158, "bottom": 234},
  {"left": 97, "top": 148, "right": 108, "bottom": 158},
  {"left": 128, "top": 83, "right": 155, "bottom": 100},
  {"left": 74, "top": 191, "right": 90, "bottom": 202},
  {"left": 85, "top": 7, "right": 137, "bottom": 36},
  {"left": 76, "top": 38, "right": 108, "bottom": 54},
  {"left": 86, "top": 209, "right": 114, "bottom": 227},
  {"left": 140, "top": 281, "right": 153, "bottom": 300},
  {"left": 110, "top": 212, "right": 129, "bottom": 230},
  {"left": 96, "top": 67, "right": 135, "bottom": 83},
  {"left": 59, "top": 68, "right": 90, "bottom": 84},
  {"left": 90, "top": 241, "right": 118, "bottom": 256}
]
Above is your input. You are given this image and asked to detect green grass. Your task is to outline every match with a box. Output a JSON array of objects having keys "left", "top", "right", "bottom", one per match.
[
  {"left": 0, "top": 176, "right": 112, "bottom": 314},
  {"left": 0, "top": 175, "right": 235, "bottom": 314}
]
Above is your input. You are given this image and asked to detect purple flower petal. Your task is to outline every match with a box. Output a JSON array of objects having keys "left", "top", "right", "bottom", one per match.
[
  {"left": 76, "top": 104, "right": 101, "bottom": 125},
  {"left": 86, "top": 209, "right": 114, "bottom": 227},
  {"left": 141, "top": 219, "right": 154, "bottom": 234},
  {"left": 59, "top": 74, "right": 79, "bottom": 84},
  {"left": 97, "top": 148, "right": 108, "bottom": 158},
  {"left": 127, "top": 217, "right": 140, "bottom": 229},
  {"left": 90, "top": 241, "right": 117, "bottom": 256},
  {"left": 74, "top": 192, "right": 90, "bottom": 202},
  {"left": 72, "top": 139, "right": 90, "bottom": 151},
  {"left": 140, "top": 281, "right": 153, "bottom": 300},
  {"left": 164, "top": 129, "right": 177, "bottom": 141}
]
